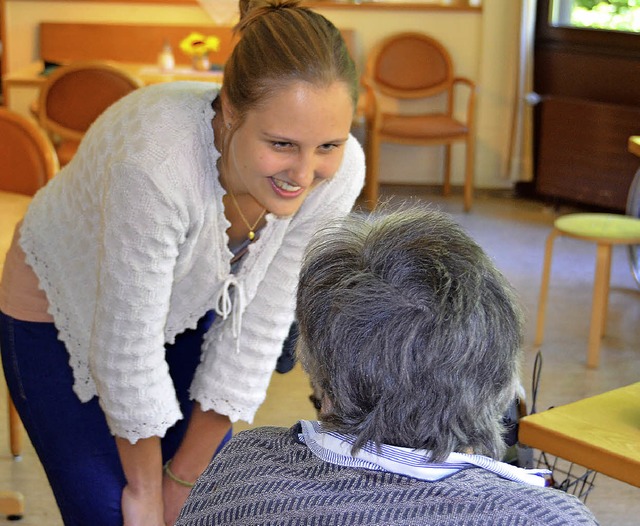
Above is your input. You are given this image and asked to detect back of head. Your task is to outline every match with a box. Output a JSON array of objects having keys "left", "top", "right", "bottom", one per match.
[
  {"left": 223, "top": 0, "right": 358, "bottom": 122},
  {"left": 296, "top": 207, "right": 524, "bottom": 462}
]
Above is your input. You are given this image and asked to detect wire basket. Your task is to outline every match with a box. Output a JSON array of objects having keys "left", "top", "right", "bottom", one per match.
[{"left": 535, "top": 451, "right": 597, "bottom": 503}]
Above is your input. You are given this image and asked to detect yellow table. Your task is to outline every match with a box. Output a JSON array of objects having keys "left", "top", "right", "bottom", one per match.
[
  {"left": 2, "top": 61, "right": 224, "bottom": 118},
  {"left": 518, "top": 383, "right": 640, "bottom": 488},
  {"left": 0, "top": 190, "right": 30, "bottom": 520},
  {"left": 3, "top": 60, "right": 224, "bottom": 89}
]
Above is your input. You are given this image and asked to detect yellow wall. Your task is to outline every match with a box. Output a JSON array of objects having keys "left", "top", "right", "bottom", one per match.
[{"left": 4, "top": 0, "right": 522, "bottom": 189}]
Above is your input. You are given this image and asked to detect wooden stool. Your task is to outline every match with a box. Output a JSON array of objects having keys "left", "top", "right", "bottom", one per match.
[{"left": 535, "top": 213, "right": 640, "bottom": 368}]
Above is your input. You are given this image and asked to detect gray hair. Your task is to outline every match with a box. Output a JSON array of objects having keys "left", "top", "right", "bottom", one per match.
[{"left": 295, "top": 206, "right": 523, "bottom": 462}]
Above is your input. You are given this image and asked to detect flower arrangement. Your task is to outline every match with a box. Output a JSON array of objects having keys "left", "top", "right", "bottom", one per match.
[
  {"left": 180, "top": 32, "right": 221, "bottom": 56},
  {"left": 180, "top": 32, "right": 221, "bottom": 71}
]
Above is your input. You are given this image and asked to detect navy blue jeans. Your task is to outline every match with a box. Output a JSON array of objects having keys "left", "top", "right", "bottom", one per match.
[{"left": 0, "top": 310, "right": 231, "bottom": 526}]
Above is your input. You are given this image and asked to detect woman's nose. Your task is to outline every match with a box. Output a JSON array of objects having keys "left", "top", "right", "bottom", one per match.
[{"left": 289, "top": 153, "right": 316, "bottom": 187}]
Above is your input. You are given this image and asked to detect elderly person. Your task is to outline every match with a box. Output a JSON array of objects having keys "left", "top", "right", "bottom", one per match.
[{"left": 176, "top": 207, "right": 598, "bottom": 526}]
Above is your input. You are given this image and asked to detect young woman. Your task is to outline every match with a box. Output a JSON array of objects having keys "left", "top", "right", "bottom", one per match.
[{"left": 0, "top": 1, "right": 364, "bottom": 524}]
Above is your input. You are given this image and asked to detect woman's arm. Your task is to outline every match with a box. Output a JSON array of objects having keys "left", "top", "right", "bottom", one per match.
[
  {"left": 116, "top": 436, "right": 165, "bottom": 526},
  {"left": 90, "top": 162, "right": 188, "bottom": 440},
  {"left": 162, "top": 404, "right": 231, "bottom": 525}
]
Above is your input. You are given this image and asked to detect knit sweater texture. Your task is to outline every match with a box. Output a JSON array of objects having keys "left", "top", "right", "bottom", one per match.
[
  {"left": 18, "top": 82, "right": 365, "bottom": 442},
  {"left": 176, "top": 425, "right": 599, "bottom": 526}
]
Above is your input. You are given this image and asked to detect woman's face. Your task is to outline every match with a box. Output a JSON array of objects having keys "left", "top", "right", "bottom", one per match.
[{"left": 223, "top": 80, "right": 354, "bottom": 218}]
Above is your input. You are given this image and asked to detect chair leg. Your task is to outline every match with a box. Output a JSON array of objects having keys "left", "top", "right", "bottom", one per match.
[
  {"left": 364, "top": 132, "right": 381, "bottom": 210},
  {"left": 443, "top": 144, "right": 452, "bottom": 197},
  {"left": 0, "top": 490, "right": 25, "bottom": 520},
  {"left": 463, "top": 136, "right": 476, "bottom": 213},
  {"left": 535, "top": 229, "right": 558, "bottom": 347},
  {"left": 586, "top": 243, "right": 612, "bottom": 369},
  {"left": 9, "top": 393, "right": 23, "bottom": 458}
]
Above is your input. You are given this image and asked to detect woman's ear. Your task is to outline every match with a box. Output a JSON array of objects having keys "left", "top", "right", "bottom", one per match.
[{"left": 220, "top": 92, "right": 236, "bottom": 128}]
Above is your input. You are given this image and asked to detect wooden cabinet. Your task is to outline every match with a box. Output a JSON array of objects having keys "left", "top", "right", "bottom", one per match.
[
  {"left": 536, "top": 97, "right": 640, "bottom": 211},
  {"left": 533, "top": 0, "right": 640, "bottom": 211}
]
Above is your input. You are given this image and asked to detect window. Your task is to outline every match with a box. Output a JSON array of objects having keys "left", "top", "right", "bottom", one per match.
[{"left": 550, "top": 0, "right": 640, "bottom": 33}]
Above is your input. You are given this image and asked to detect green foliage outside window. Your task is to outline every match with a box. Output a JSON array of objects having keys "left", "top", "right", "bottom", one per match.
[{"left": 569, "top": 0, "right": 640, "bottom": 32}]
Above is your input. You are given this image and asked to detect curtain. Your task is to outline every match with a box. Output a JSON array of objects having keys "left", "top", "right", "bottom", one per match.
[
  {"left": 507, "top": 0, "right": 539, "bottom": 182},
  {"left": 197, "top": 0, "right": 239, "bottom": 25}
]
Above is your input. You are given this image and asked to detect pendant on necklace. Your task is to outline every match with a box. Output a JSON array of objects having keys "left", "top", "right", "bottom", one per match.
[{"left": 248, "top": 231, "right": 256, "bottom": 241}]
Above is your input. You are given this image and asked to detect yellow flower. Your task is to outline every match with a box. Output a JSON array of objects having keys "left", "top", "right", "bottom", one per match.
[{"left": 179, "top": 32, "right": 221, "bottom": 57}]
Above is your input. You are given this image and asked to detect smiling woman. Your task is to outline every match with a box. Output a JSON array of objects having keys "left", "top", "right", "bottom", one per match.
[
  {"left": 218, "top": 81, "right": 354, "bottom": 225},
  {"left": 0, "top": 1, "right": 365, "bottom": 525}
]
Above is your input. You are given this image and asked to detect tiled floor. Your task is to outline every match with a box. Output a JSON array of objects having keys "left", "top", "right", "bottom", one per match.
[{"left": 1, "top": 187, "right": 638, "bottom": 525}]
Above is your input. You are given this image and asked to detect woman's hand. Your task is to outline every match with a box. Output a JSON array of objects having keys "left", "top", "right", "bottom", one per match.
[
  {"left": 116, "top": 436, "right": 165, "bottom": 526},
  {"left": 162, "top": 472, "right": 193, "bottom": 526},
  {"left": 121, "top": 483, "right": 165, "bottom": 526}
]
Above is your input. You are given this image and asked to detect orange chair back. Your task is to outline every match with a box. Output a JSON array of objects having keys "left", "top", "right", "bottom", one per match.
[
  {"left": 367, "top": 32, "right": 454, "bottom": 100},
  {"left": 0, "top": 108, "right": 59, "bottom": 196},
  {"left": 37, "top": 61, "right": 144, "bottom": 142}
]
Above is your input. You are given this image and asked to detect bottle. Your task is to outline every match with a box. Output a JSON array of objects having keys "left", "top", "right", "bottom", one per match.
[{"left": 158, "top": 40, "right": 175, "bottom": 72}]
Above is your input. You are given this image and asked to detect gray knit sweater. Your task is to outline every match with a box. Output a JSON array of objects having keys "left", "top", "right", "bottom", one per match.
[{"left": 176, "top": 425, "right": 598, "bottom": 525}]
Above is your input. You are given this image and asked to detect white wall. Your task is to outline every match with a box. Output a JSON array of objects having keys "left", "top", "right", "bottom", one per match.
[{"left": 4, "top": 0, "right": 522, "bottom": 189}]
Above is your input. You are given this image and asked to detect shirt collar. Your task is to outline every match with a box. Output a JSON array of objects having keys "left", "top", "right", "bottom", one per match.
[{"left": 298, "top": 420, "right": 550, "bottom": 487}]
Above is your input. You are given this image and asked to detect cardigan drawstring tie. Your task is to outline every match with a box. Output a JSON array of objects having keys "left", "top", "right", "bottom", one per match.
[{"left": 215, "top": 276, "right": 244, "bottom": 353}]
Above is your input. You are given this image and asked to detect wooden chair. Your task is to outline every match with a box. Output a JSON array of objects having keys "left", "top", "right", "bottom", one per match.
[
  {"left": 0, "top": 107, "right": 59, "bottom": 456},
  {"left": 361, "top": 32, "right": 476, "bottom": 211},
  {"left": 34, "top": 60, "right": 144, "bottom": 167},
  {"left": 0, "top": 107, "right": 58, "bottom": 520},
  {"left": 0, "top": 108, "right": 59, "bottom": 195}
]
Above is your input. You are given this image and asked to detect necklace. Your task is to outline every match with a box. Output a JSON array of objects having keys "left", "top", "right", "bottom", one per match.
[
  {"left": 227, "top": 187, "right": 267, "bottom": 242},
  {"left": 217, "top": 134, "right": 266, "bottom": 242}
]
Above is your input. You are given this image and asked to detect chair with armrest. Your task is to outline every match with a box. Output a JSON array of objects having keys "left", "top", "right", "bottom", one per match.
[
  {"left": 361, "top": 32, "right": 476, "bottom": 211},
  {"left": 34, "top": 60, "right": 144, "bottom": 167},
  {"left": 0, "top": 107, "right": 59, "bottom": 520},
  {"left": 0, "top": 106, "right": 59, "bottom": 454}
]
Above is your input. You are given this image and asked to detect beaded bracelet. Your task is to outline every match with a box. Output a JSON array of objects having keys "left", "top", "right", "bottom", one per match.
[{"left": 163, "top": 459, "right": 195, "bottom": 488}]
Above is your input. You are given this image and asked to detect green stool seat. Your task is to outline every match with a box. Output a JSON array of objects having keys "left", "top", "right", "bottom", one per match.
[
  {"left": 535, "top": 213, "right": 640, "bottom": 368},
  {"left": 555, "top": 213, "right": 640, "bottom": 242}
]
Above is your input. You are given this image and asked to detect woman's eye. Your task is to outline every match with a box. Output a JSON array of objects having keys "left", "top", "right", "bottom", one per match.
[
  {"left": 272, "top": 141, "right": 293, "bottom": 149},
  {"left": 319, "top": 144, "right": 338, "bottom": 153}
]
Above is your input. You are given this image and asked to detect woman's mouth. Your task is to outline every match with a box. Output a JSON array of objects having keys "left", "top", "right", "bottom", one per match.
[{"left": 270, "top": 177, "right": 305, "bottom": 197}]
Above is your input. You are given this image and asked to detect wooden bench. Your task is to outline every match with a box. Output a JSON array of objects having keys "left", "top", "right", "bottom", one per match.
[
  {"left": 39, "top": 22, "right": 357, "bottom": 67},
  {"left": 40, "top": 22, "right": 238, "bottom": 67}
]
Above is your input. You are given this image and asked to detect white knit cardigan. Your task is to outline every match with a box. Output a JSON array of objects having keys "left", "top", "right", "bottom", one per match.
[{"left": 19, "top": 82, "right": 365, "bottom": 442}]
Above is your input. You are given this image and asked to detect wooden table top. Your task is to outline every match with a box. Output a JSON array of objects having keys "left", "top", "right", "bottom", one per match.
[
  {"left": 0, "top": 190, "right": 32, "bottom": 272},
  {"left": 518, "top": 382, "right": 640, "bottom": 488},
  {"left": 3, "top": 61, "right": 223, "bottom": 89}
]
